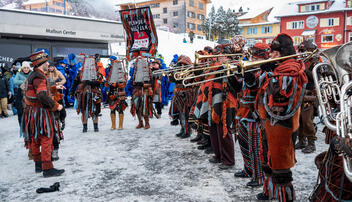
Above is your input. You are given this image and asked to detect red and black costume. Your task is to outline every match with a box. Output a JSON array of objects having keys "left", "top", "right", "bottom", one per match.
[
  {"left": 21, "top": 51, "right": 64, "bottom": 177},
  {"left": 256, "top": 34, "right": 307, "bottom": 202},
  {"left": 106, "top": 58, "right": 128, "bottom": 130},
  {"left": 70, "top": 55, "right": 104, "bottom": 132}
]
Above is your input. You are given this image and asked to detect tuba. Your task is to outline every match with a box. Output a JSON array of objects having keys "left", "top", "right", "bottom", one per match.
[{"left": 313, "top": 42, "right": 352, "bottom": 182}]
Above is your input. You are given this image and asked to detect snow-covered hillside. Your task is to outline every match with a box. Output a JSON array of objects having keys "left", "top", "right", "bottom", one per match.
[{"left": 111, "top": 29, "right": 217, "bottom": 65}]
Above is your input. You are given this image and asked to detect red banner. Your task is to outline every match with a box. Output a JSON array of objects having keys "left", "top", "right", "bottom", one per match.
[{"left": 119, "top": 7, "right": 158, "bottom": 60}]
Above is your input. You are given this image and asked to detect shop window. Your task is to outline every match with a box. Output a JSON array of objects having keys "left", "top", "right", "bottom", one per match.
[
  {"left": 40, "top": 7, "right": 47, "bottom": 12},
  {"left": 349, "top": 32, "right": 352, "bottom": 41},
  {"left": 321, "top": 34, "right": 334, "bottom": 43},
  {"left": 56, "top": 9, "right": 62, "bottom": 13}
]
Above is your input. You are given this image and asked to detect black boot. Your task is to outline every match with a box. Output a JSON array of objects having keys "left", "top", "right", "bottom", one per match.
[
  {"left": 176, "top": 128, "right": 185, "bottom": 137},
  {"left": 302, "top": 139, "right": 316, "bottom": 153},
  {"left": 83, "top": 124, "right": 88, "bottom": 133},
  {"left": 256, "top": 192, "right": 269, "bottom": 200},
  {"left": 247, "top": 180, "right": 261, "bottom": 187},
  {"left": 234, "top": 170, "right": 250, "bottom": 178},
  {"left": 204, "top": 146, "right": 214, "bottom": 154},
  {"left": 295, "top": 137, "right": 307, "bottom": 150},
  {"left": 170, "top": 119, "right": 179, "bottom": 126},
  {"left": 35, "top": 162, "right": 42, "bottom": 173},
  {"left": 197, "top": 135, "right": 208, "bottom": 145},
  {"left": 61, "top": 121, "right": 65, "bottom": 131},
  {"left": 94, "top": 123, "right": 99, "bottom": 132},
  {"left": 190, "top": 133, "right": 202, "bottom": 142},
  {"left": 43, "top": 168, "right": 65, "bottom": 178},
  {"left": 180, "top": 132, "right": 190, "bottom": 139}
]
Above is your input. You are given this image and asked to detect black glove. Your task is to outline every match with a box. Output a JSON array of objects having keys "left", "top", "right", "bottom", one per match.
[{"left": 36, "top": 182, "right": 60, "bottom": 194}]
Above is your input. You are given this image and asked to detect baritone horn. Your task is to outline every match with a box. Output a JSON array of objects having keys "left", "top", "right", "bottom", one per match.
[{"left": 313, "top": 42, "right": 352, "bottom": 182}]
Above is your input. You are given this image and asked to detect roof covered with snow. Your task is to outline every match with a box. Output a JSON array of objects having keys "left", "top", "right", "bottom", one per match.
[
  {"left": 2, "top": 3, "right": 17, "bottom": 9},
  {"left": 23, "top": 0, "right": 48, "bottom": 6},
  {"left": 238, "top": 5, "right": 281, "bottom": 24},
  {"left": 276, "top": 0, "right": 352, "bottom": 17},
  {"left": 114, "top": 0, "right": 153, "bottom": 6},
  {"left": 239, "top": 21, "right": 279, "bottom": 27}
]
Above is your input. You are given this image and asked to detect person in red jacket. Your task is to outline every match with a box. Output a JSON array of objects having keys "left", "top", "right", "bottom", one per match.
[{"left": 21, "top": 51, "right": 65, "bottom": 177}]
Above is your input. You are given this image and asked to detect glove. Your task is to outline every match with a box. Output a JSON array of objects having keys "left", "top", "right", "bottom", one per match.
[
  {"left": 8, "top": 92, "right": 12, "bottom": 99},
  {"left": 36, "top": 182, "right": 60, "bottom": 194}
]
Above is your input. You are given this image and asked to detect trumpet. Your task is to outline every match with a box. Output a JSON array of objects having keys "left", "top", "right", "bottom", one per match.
[
  {"left": 195, "top": 52, "right": 243, "bottom": 64},
  {"left": 182, "top": 52, "right": 313, "bottom": 86}
]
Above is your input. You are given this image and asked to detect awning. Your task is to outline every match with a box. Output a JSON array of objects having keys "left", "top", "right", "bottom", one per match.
[{"left": 302, "top": 30, "right": 316, "bottom": 36}]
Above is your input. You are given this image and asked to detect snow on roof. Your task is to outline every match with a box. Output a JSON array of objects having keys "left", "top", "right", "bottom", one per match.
[
  {"left": 23, "top": 0, "right": 48, "bottom": 6},
  {"left": 237, "top": 6, "right": 273, "bottom": 20},
  {"left": 115, "top": 0, "right": 153, "bottom": 5},
  {"left": 2, "top": 3, "right": 17, "bottom": 9},
  {"left": 239, "top": 20, "right": 280, "bottom": 27},
  {"left": 295, "top": 0, "right": 330, "bottom": 4},
  {"left": 276, "top": 0, "right": 352, "bottom": 18}
]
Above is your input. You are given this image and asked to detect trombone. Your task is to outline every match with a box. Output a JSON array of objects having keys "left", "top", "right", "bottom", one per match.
[
  {"left": 182, "top": 51, "right": 313, "bottom": 86},
  {"left": 195, "top": 52, "right": 243, "bottom": 64}
]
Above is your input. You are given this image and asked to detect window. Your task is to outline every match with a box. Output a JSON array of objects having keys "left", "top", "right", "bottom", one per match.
[
  {"left": 322, "top": 34, "right": 334, "bottom": 43},
  {"left": 328, "top": 18, "right": 334, "bottom": 26},
  {"left": 163, "top": 19, "right": 168, "bottom": 24},
  {"left": 173, "top": 22, "right": 179, "bottom": 28},
  {"left": 198, "top": 14, "right": 205, "bottom": 20},
  {"left": 292, "top": 36, "right": 303, "bottom": 46},
  {"left": 197, "top": 24, "right": 203, "bottom": 31},
  {"left": 49, "top": 8, "right": 55, "bottom": 12},
  {"left": 304, "top": 4, "right": 321, "bottom": 12},
  {"left": 199, "top": 2, "right": 204, "bottom": 9},
  {"left": 153, "top": 14, "right": 160, "bottom": 19},
  {"left": 187, "top": 23, "right": 195, "bottom": 30},
  {"left": 31, "top": 8, "right": 38, "bottom": 11},
  {"left": 173, "top": 11, "right": 178, "bottom": 16},
  {"left": 190, "top": 0, "right": 194, "bottom": 7},
  {"left": 246, "top": 27, "right": 257, "bottom": 35},
  {"left": 290, "top": 21, "right": 304, "bottom": 29},
  {"left": 173, "top": 0, "right": 178, "bottom": 5},
  {"left": 239, "top": 28, "right": 243, "bottom": 35},
  {"left": 187, "top": 11, "right": 195, "bottom": 18},
  {"left": 163, "top": 8, "right": 167, "bottom": 13},
  {"left": 261, "top": 26, "right": 273, "bottom": 34},
  {"left": 40, "top": 7, "right": 47, "bottom": 12},
  {"left": 348, "top": 0, "right": 352, "bottom": 8},
  {"left": 151, "top": 3, "right": 160, "bottom": 8},
  {"left": 56, "top": 9, "right": 62, "bottom": 13},
  {"left": 349, "top": 32, "right": 352, "bottom": 41}
]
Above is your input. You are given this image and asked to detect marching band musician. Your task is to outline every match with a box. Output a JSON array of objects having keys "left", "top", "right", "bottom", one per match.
[
  {"left": 130, "top": 57, "right": 153, "bottom": 129},
  {"left": 150, "top": 58, "right": 163, "bottom": 118},
  {"left": 255, "top": 34, "right": 308, "bottom": 202},
  {"left": 106, "top": 56, "right": 128, "bottom": 130},
  {"left": 295, "top": 40, "right": 320, "bottom": 154},
  {"left": 234, "top": 42, "right": 270, "bottom": 187},
  {"left": 70, "top": 54, "right": 104, "bottom": 133},
  {"left": 21, "top": 51, "right": 65, "bottom": 177}
]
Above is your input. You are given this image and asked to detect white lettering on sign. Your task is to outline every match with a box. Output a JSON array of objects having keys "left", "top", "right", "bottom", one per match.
[
  {"left": 132, "top": 38, "right": 149, "bottom": 49},
  {"left": 0, "top": 56, "right": 14, "bottom": 63},
  {"left": 306, "top": 16, "right": 319, "bottom": 29}
]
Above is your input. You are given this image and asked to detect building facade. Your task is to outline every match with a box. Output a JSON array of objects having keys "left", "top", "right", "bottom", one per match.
[
  {"left": 238, "top": 7, "right": 280, "bottom": 47},
  {"left": 119, "top": 0, "right": 210, "bottom": 36},
  {"left": 23, "top": 0, "right": 72, "bottom": 15},
  {"left": 277, "top": 0, "right": 352, "bottom": 49},
  {"left": 0, "top": 8, "right": 124, "bottom": 68}
]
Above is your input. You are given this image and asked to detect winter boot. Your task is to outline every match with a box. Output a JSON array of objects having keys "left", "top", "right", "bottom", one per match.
[
  {"left": 197, "top": 134, "right": 208, "bottom": 145},
  {"left": 170, "top": 118, "right": 179, "bottom": 126},
  {"left": 43, "top": 168, "right": 65, "bottom": 178},
  {"left": 94, "top": 123, "right": 99, "bottom": 132},
  {"left": 302, "top": 139, "right": 316, "bottom": 154},
  {"left": 247, "top": 180, "right": 261, "bottom": 187},
  {"left": 204, "top": 146, "right": 214, "bottom": 154},
  {"left": 256, "top": 192, "right": 269, "bottom": 200},
  {"left": 28, "top": 149, "right": 33, "bottom": 160},
  {"left": 234, "top": 170, "right": 251, "bottom": 178},
  {"left": 180, "top": 132, "right": 190, "bottom": 139},
  {"left": 295, "top": 137, "right": 307, "bottom": 150},
  {"left": 144, "top": 116, "right": 150, "bottom": 129},
  {"left": 190, "top": 133, "right": 202, "bottom": 143},
  {"left": 136, "top": 115, "right": 144, "bottom": 129},
  {"left": 110, "top": 113, "right": 116, "bottom": 130},
  {"left": 35, "top": 161, "right": 42, "bottom": 173},
  {"left": 176, "top": 128, "right": 185, "bottom": 137},
  {"left": 118, "top": 114, "right": 124, "bottom": 130},
  {"left": 83, "top": 124, "right": 88, "bottom": 133},
  {"left": 51, "top": 149, "right": 59, "bottom": 161}
]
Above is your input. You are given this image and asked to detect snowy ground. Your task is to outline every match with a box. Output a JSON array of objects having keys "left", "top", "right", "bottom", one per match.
[{"left": 0, "top": 106, "right": 326, "bottom": 202}]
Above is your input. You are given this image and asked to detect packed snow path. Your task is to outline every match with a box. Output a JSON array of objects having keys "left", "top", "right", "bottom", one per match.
[{"left": 1, "top": 106, "right": 326, "bottom": 201}]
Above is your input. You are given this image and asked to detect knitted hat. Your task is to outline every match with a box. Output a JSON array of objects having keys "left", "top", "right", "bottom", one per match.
[
  {"left": 29, "top": 51, "right": 48, "bottom": 68},
  {"left": 250, "top": 43, "right": 271, "bottom": 59},
  {"left": 270, "top": 33, "right": 295, "bottom": 56}
]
